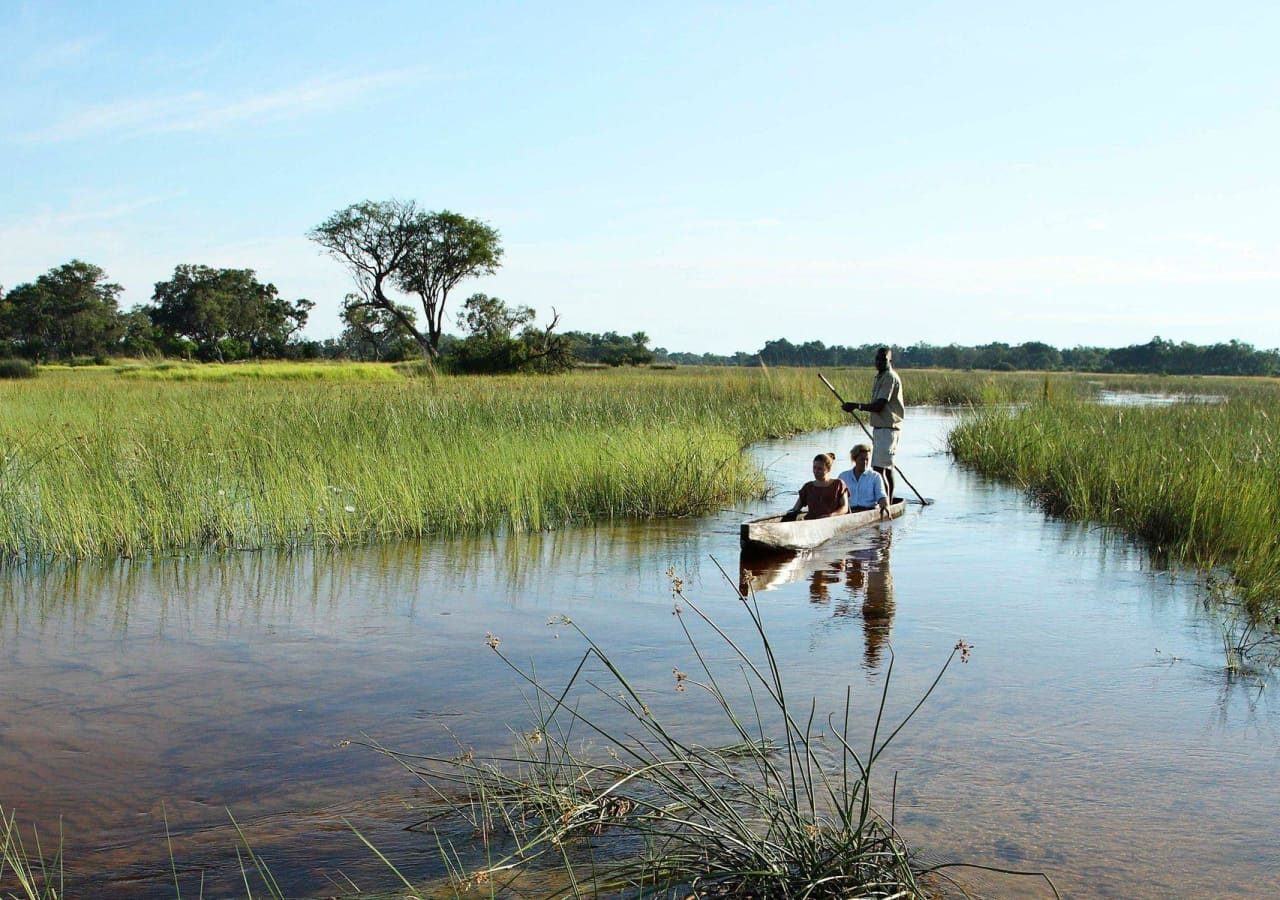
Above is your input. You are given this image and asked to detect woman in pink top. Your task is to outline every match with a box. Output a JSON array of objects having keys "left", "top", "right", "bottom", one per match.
[{"left": 781, "top": 453, "right": 850, "bottom": 521}]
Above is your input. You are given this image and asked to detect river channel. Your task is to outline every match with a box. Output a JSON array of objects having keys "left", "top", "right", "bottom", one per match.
[{"left": 1, "top": 409, "right": 1277, "bottom": 897}]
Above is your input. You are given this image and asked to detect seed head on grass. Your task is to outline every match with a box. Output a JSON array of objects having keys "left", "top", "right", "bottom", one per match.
[{"left": 360, "top": 569, "right": 1057, "bottom": 898}]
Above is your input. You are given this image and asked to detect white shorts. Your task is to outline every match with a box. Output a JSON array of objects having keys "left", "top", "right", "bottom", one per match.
[{"left": 871, "top": 428, "right": 899, "bottom": 469}]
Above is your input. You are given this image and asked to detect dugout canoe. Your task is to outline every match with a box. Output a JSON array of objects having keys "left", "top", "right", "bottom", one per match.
[{"left": 740, "top": 499, "right": 906, "bottom": 553}]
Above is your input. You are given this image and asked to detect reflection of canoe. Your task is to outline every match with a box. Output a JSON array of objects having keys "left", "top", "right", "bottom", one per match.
[{"left": 740, "top": 500, "right": 906, "bottom": 553}]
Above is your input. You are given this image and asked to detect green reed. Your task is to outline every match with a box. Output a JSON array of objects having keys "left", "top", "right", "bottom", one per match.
[
  {"left": 948, "top": 387, "right": 1280, "bottom": 624},
  {"left": 3, "top": 361, "right": 1241, "bottom": 562},
  {"left": 0, "top": 366, "right": 856, "bottom": 561}
]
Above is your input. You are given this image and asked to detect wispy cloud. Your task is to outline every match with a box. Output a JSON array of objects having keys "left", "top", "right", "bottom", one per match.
[
  {"left": 19, "top": 68, "right": 421, "bottom": 143},
  {"left": 19, "top": 34, "right": 104, "bottom": 74}
]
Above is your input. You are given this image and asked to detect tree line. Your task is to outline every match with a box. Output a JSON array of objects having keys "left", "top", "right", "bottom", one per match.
[
  {"left": 0, "top": 199, "right": 654, "bottom": 372},
  {"left": 656, "top": 336, "right": 1280, "bottom": 376},
  {"left": 2, "top": 198, "right": 1274, "bottom": 376}
]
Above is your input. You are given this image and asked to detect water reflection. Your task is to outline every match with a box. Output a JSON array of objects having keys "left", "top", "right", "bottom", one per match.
[
  {"left": 739, "top": 528, "right": 896, "bottom": 670},
  {"left": 4, "top": 410, "right": 1280, "bottom": 898}
]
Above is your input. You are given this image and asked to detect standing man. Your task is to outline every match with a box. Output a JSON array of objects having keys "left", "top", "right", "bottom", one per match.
[{"left": 842, "top": 347, "right": 904, "bottom": 500}]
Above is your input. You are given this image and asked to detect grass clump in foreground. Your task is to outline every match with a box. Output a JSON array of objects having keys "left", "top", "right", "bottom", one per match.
[
  {"left": 949, "top": 390, "right": 1280, "bottom": 666},
  {"left": 365, "top": 571, "right": 1054, "bottom": 898}
]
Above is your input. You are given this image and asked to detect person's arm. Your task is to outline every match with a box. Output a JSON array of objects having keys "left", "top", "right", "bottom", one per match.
[
  {"left": 835, "top": 481, "right": 849, "bottom": 515},
  {"left": 782, "top": 483, "right": 809, "bottom": 521},
  {"left": 873, "top": 470, "right": 889, "bottom": 517}
]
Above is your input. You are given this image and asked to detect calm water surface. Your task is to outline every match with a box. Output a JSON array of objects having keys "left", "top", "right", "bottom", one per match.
[{"left": 1, "top": 410, "right": 1277, "bottom": 897}]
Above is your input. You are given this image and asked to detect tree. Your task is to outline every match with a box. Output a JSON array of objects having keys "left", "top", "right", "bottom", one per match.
[
  {"left": 449, "top": 294, "right": 570, "bottom": 374},
  {"left": 0, "top": 260, "right": 123, "bottom": 360},
  {"left": 395, "top": 211, "right": 503, "bottom": 356},
  {"left": 457, "top": 292, "right": 534, "bottom": 340},
  {"left": 148, "top": 265, "right": 312, "bottom": 361},
  {"left": 338, "top": 299, "right": 422, "bottom": 361},
  {"left": 310, "top": 201, "right": 502, "bottom": 359},
  {"left": 561, "top": 329, "right": 654, "bottom": 366}
]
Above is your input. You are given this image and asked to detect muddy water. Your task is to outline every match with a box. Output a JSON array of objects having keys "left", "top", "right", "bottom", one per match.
[{"left": 1, "top": 410, "right": 1277, "bottom": 897}]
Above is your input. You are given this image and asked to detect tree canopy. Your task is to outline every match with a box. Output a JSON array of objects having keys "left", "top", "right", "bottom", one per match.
[
  {"left": 0, "top": 260, "right": 123, "bottom": 360},
  {"left": 148, "top": 264, "right": 313, "bottom": 361},
  {"left": 309, "top": 200, "right": 502, "bottom": 358},
  {"left": 449, "top": 294, "right": 571, "bottom": 374}
]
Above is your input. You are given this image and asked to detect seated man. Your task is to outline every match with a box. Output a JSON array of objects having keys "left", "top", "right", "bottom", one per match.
[{"left": 837, "top": 443, "right": 890, "bottom": 518}]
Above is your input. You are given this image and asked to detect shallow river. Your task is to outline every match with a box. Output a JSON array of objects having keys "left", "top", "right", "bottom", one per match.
[{"left": 1, "top": 410, "right": 1277, "bottom": 897}]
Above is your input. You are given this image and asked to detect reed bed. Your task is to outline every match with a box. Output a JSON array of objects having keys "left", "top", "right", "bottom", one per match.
[
  {"left": 948, "top": 390, "right": 1280, "bottom": 627},
  {"left": 4, "top": 362, "right": 1254, "bottom": 563},
  {"left": 0, "top": 366, "right": 857, "bottom": 562}
]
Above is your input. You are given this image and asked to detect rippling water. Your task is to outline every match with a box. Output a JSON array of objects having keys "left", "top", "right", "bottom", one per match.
[{"left": 1, "top": 409, "right": 1276, "bottom": 897}]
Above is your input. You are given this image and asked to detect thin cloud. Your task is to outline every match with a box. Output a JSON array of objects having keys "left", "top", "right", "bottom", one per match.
[
  {"left": 19, "top": 35, "right": 104, "bottom": 74},
  {"left": 19, "top": 68, "right": 422, "bottom": 143}
]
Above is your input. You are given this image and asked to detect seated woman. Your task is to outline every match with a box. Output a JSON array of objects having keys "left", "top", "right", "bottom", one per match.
[
  {"left": 837, "top": 442, "right": 890, "bottom": 518},
  {"left": 782, "top": 453, "right": 850, "bottom": 521}
]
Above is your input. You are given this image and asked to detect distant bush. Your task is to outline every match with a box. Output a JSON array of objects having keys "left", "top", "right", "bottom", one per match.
[{"left": 0, "top": 359, "right": 37, "bottom": 379}]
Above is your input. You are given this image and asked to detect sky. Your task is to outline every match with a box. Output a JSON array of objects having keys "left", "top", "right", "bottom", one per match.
[{"left": 3, "top": 1, "right": 1279, "bottom": 354}]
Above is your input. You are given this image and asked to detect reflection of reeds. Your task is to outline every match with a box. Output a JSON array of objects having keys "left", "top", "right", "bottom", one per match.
[
  {"left": 949, "top": 390, "right": 1280, "bottom": 653},
  {"left": 363, "top": 573, "right": 1050, "bottom": 898}
]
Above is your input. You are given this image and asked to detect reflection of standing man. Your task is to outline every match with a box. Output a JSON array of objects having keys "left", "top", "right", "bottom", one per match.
[
  {"left": 842, "top": 532, "right": 895, "bottom": 670},
  {"left": 842, "top": 347, "right": 904, "bottom": 501}
]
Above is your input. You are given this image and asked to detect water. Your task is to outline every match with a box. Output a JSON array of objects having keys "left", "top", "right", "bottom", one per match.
[{"left": 1, "top": 410, "right": 1277, "bottom": 897}]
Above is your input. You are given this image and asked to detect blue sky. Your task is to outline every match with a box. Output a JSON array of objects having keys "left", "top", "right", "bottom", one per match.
[{"left": 3, "top": 1, "right": 1278, "bottom": 353}]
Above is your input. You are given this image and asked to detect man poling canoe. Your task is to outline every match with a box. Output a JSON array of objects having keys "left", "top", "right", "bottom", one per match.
[{"left": 818, "top": 364, "right": 933, "bottom": 507}]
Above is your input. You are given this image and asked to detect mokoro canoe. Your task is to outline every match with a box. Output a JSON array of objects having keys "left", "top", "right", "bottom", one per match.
[{"left": 740, "top": 499, "right": 906, "bottom": 553}]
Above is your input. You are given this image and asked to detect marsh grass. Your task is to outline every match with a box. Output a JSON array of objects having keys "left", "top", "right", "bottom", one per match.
[
  {"left": 0, "top": 363, "right": 1038, "bottom": 563},
  {"left": 1, "top": 362, "right": 1257, "bottom": 562},
  {"left": 0, "top": 810, "right": 61, "bottom": 900},
  {"left": 948, "top": 388, "right": 1280, "bottom": 643},
  {"left": 363, "top": 571, "right": 1054, "bottom": 898}
]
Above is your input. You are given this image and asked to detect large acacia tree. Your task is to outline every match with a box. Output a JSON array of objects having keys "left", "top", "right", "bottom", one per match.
[{"left": 309, "top": 200, "right": 503, "bottom": 358}]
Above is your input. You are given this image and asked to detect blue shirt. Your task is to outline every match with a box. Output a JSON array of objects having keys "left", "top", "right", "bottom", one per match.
[{"left": 838, "top": 468, "right": 887, "bottom": 509}]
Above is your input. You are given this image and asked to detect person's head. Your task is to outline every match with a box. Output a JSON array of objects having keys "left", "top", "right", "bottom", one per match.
[
  {"left": 849, "top": 442, "right": 872, "bottom": 471},
  {"left": 875, "top": 346, "right": 892, "bottom": 372},
  {"left": 812, "top": 452, "right": 836, "bottom": 479}
]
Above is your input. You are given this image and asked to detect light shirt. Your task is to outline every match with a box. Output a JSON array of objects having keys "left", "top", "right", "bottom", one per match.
[
  {"left": 870, "top": 368, "right": 905, "bottom": 429},
  {"left": 838, "top": 468, "right": 887, "bottom": 509}
]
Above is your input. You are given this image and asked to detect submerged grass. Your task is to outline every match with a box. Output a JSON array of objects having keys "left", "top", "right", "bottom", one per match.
[
  {"left": 364, "top": 572, "right": 1054, "bottom": 898},
  {"left": 948, "top": 388, "right": 1280, "bottom": 634}
]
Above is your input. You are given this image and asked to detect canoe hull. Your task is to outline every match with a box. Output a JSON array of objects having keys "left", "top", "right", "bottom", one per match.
[{"left": 740, "top": 500, "right": 906, "bottom": 553}]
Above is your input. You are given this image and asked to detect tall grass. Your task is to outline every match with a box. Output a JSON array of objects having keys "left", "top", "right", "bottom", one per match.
[
  {"left": 949, "top": 393, "right": 1280, "bottom": 628},
  {"left": 4, "top": 362, "right": 1268, "bottom": 562},
  {"left": 0, "top": 367, "right": 850, "bottom": 561}
]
